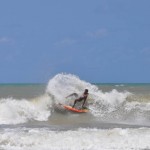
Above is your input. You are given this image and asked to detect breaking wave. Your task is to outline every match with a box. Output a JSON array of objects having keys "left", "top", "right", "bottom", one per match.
[{"left": 0, "top": 73, "right": 150, "bottom": 125}]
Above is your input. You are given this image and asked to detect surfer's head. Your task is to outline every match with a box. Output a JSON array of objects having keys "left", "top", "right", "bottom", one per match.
[{"left": 84, "top": 89, "right": 88, "bottom": 93}]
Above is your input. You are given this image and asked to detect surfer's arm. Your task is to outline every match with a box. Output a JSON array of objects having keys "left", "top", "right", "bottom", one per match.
[
  {"left": 66, "top": 93, "right": 78, "bottom": 98},
  {"left": 47, "top": 92, "right": 55, "bottom": 99}
]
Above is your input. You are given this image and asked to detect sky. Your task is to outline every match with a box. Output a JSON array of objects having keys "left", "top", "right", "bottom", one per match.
[{"left": 0, "top": 0, "right": 150, "bottom": 83}]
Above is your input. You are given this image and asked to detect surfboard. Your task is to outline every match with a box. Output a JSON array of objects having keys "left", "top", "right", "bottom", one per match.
[{"left": 63, "top": 105, "right": 88, "bottom": 113}]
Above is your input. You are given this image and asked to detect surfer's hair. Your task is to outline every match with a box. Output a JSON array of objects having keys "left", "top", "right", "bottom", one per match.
[{"left": 85, "top": 89, "right": 88, "bottom": 93}]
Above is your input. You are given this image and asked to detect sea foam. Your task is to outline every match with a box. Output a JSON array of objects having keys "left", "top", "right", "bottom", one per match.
[
  {"left": 0, "top": 127, "right": 150, "bottom": 150},
  {"left": 0, "top": 96, "right": 51, "bottom": 124}
]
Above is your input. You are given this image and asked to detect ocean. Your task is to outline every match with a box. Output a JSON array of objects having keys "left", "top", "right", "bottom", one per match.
[{"left": 0, "top": 73, "right": 150, "bottom": 150}]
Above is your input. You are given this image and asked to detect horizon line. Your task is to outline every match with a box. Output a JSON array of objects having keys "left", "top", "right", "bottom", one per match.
[{"left": 0, "top": 82, "right": 150, "bottom": 85}]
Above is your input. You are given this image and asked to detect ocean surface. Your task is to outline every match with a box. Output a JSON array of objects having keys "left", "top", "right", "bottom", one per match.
[{"left": 0, "top": 73, "right": 150, "bottom": 150}]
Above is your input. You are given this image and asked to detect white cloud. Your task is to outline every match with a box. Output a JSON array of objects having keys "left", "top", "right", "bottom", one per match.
[
  {"left": 87, "top": 28, "right": 108, "bottom": 38},
  {"left": 54, "top": 38, "right": 76, "bottom": 47},
  {"left": 140, "top": 47, "right": 150, "bottom": 55},
  {"left": 0, "top": 37, "right": 13, "bottom": 44}
]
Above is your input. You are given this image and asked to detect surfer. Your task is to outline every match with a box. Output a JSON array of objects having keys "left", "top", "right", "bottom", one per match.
[{"left": 72, "top": 89, "right": 89, "bottom": 108}]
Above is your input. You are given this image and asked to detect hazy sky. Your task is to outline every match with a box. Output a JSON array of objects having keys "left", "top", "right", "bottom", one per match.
[{"left": 0, "top": 0, "right": 150, "bottom": 83}]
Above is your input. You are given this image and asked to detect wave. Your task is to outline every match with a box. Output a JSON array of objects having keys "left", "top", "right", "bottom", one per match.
[
  {"left": 0, "top": 127, "right": 150, "bottom": 150},
  {"left": 0, "top": 96, "right": 51, "bottom": 124},
  {"left": 0, "top": 73, "right": 150, "bottom": 125}
]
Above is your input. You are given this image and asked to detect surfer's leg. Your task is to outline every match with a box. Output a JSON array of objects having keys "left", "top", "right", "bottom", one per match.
[
  {"left": 72, "top": 99, "right": 77, "bottom": 108},
  {"left": 72, "top": 98, "right": 82, "bottom": 108}
]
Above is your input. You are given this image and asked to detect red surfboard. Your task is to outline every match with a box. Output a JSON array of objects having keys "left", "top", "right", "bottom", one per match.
[{"left": 63, "top": 105, "right": 88, "bottom": 113}]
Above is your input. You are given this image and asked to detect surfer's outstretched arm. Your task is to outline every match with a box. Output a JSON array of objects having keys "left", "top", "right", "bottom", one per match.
[
  {"left": 47, "top": 92, "right": 55, "bottom": 99},
  {"left": 66, "top": 93, "right": 78, "bottom": 98}
]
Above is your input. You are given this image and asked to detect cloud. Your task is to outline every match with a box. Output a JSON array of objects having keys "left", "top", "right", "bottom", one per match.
[
  {"left": 54, "top": 38, "right": 76, "bottom": 47},
  {"left": 140, "top": 47, "right": 150, "bottom": 55},
  {"left": 0, "top": 37, "right": 13, "bottom": 44},
  {"left": 87, "top": 28, "right": 108, "bottom": 38}
]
